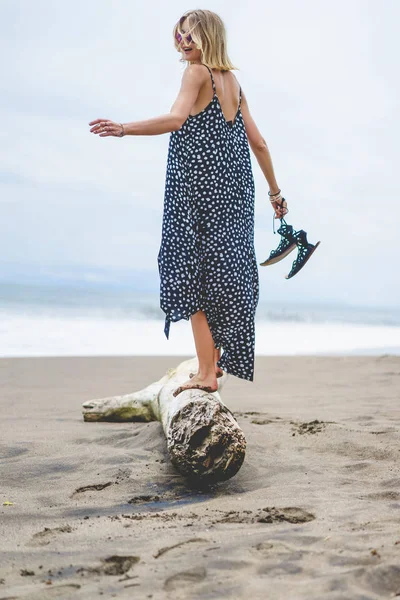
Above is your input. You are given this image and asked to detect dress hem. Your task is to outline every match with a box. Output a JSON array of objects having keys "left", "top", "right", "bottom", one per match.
[
  {"left": 163, "top": 311, "right": 254, "bottom": 382},
  {"left": 163, "top": 308, "right": 220, "bottom": 348}
]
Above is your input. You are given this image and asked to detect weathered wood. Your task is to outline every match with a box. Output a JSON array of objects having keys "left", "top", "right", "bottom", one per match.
[{"left": 82, "top": 357, "right": 246, "bottom": 484}]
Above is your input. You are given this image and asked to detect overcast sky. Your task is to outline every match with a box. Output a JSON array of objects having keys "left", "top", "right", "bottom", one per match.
[{"left": 1, "top": 0, "right": 399, "bottom": 308}]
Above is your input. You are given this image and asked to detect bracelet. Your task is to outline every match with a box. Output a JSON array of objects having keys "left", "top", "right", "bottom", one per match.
[
  {"left": 119, "top": 123, "right": 125, "bottom": 137},
  {"left": 268, "top": 188, "right": 281, "bottom": 197},
  {"left": 270, "top": 196, "right": 286, "bottom": 207}
]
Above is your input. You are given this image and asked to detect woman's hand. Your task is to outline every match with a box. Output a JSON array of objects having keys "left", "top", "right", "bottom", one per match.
[
  {"left": 89, "top": 119, "right": 124, "bottom": 137},
  {"left": 270, "top": 196, "right": 289, "bottom": 219}
]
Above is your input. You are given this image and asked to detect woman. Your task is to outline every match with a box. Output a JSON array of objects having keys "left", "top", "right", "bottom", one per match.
[{"left": 89, "top": 9, "right": 286, "bottom": 396}]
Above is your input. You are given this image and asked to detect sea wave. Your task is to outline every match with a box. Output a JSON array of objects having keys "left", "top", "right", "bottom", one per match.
[
  {"left": 1, "top": 282, "right": 399, "bottom": 327},
  {"left": 1, "top": 310, "right": 399, "bottom": 358}
]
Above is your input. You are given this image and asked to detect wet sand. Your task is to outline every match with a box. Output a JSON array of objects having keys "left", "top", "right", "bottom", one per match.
[{"left": 1, "top": 355, "right": 400, "bottom": 599}]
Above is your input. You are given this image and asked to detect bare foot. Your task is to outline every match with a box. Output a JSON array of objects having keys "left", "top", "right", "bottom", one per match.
[
  {"left": 173, "top": 373, "right": 218, "bottom": 397},
  {"left": 189, "top": 369, "right": 224, "bottom": 379}
]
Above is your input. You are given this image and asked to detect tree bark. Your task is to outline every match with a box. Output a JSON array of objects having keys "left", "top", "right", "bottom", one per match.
[{"left": 82, "top": 357, "right": 246, "bottom": 485}]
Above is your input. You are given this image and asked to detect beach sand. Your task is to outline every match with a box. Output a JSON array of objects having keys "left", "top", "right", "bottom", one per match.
[{"left": 1, "top": 355, "right": 400, "bottom": 599}]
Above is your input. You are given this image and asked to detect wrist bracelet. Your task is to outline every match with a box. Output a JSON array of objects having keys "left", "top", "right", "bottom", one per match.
[
  {"left": 119, "top": 123, "right": 125, "bottom": 137},
  {"left": 268, "top": 188, "right": 281, "bottom": 197}
]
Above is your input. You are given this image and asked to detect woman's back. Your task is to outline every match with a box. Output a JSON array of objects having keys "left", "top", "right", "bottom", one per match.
[{"left": 189, "top": 68, "right": 241, "bottom": 125}]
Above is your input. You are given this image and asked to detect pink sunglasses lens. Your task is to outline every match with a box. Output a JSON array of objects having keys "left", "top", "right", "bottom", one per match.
[{"left": 176, "top": 32, "right": 193, "bottom": 44}]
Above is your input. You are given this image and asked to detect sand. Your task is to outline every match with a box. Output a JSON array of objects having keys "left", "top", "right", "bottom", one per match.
[{"left": 1, "top": 355, "right": 400, "bottom": 599}]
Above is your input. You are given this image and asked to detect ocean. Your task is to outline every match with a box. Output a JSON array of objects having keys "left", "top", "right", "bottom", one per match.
[{"left": 1, "top": 282, "right": 399, "bottom": 357}]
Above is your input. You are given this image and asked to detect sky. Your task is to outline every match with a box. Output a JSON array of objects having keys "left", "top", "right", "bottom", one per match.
[{"left": 1, "top": 0, "right": 399, "bottom": 308}]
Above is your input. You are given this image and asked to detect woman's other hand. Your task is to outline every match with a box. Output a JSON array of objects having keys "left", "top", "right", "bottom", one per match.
[{"left": 89, "top": 119, "right": 124, "bottom": 137}]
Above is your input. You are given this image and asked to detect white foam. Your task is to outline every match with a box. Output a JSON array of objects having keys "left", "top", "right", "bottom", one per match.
[{"left": 1, "top": 311, "right": 399, "bottom": 357}]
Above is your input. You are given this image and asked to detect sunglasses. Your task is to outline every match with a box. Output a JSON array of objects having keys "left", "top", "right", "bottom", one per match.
[{"left": 175, "top": 30, "right": 193, "bottom": 44}]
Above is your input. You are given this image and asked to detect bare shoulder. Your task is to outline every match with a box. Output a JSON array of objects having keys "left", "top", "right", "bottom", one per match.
[
  {"left": 230, "top": 70, "right": 241, "bottom": 88},
  {"left": 182, "top": 63, "right": 210, "bottom": 84}
]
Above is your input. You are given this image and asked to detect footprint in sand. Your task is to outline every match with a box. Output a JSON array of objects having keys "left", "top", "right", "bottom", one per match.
[
  {"left": 27, "top": 525, "right": 73, "bottom": 547},
  {"left": 256, "top": 507, "right": 315, "bottom": 524},
  {"left": 77, "top": 555, "right": 139, "bottom": 576},
  {"left": 163, "top": 566, "right": 206, "bottom": 591},
  {"left": 291, "top": 420, "right": 327, "bottom": 435},
  {"left": 254, "top": 541, "right": 307, "bottom": 561},
  {"left": 215, "top": 507, "right": 315, "bottom": 525}
]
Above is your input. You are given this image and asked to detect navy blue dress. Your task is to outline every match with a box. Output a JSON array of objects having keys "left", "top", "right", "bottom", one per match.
[{"left": 157, "top": 65, "right": 259, "bottom": 381}]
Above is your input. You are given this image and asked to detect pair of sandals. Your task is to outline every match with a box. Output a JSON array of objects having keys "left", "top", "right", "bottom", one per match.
[
  {"left": 173, "top": 370, "right": 223, "bottom": 397},
  {"left": 261, "top": 197, "right": 320, "bottom": 279}
]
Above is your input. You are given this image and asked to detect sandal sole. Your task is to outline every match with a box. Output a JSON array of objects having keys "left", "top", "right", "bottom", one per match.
[
  {"left": 259, "top": 242, "right": 297, "bottom": 266},
  {"left": 285, "top": 241, "right": 321, "bottom": 279}
]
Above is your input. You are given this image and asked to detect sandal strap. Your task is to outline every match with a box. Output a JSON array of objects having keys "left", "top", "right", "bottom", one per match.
[{"left": 272, "top": 197, "right": 289, "bottom": 233}]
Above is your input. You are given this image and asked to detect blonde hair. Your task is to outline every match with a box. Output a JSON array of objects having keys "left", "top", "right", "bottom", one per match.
[{"left": 173, "top": 9, "right": 238, "bottom": 71}]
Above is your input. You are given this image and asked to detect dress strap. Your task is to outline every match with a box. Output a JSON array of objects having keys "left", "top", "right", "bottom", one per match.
[{"left": 203, "top": 64, "right": 217, "bottom": 95}]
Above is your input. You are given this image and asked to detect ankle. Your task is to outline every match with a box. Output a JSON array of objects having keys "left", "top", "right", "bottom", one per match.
[{"left": 198, "top": 366, "right": 217, "bottom": 379}]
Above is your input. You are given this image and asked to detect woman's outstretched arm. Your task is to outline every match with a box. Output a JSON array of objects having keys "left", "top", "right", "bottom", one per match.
[{"left": 88, "top": 65, "right": 207, "bottom": 137}]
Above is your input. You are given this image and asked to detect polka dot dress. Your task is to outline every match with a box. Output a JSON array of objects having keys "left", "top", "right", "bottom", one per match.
[{"left": 157, "top": 64, "right": 259, "bottom": 381}]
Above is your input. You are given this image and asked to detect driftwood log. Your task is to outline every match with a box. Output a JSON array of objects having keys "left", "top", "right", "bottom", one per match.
[{"left": 82, "top": 357, "right": 246, "bottom": 485}]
